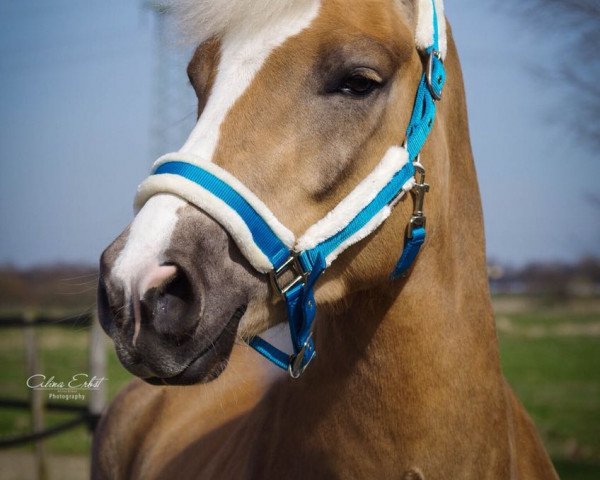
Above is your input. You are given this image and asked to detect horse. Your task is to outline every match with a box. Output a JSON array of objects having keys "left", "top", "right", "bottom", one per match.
[{"left": 92, "top": 0, "right": 559, "bottom": 478}]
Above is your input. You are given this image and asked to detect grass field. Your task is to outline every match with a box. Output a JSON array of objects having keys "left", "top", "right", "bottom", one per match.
[
  {"left": 0, "top": 297, "right": 599, "bottom": 479},
  {"left": 0, "top": 319, "right": 133, "bottom": 459},
  {"left": 493, "top": 298, "right": 600, "bottom": 479}
]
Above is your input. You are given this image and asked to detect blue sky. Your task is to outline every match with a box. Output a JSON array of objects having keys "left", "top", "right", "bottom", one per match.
[{"left": 0, "top": 0, "right": 598, "bottom": 267}]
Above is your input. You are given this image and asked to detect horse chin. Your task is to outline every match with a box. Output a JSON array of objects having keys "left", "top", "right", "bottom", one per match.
[{"left": 141, "top": 305, "right": 246, "bottom": 386}]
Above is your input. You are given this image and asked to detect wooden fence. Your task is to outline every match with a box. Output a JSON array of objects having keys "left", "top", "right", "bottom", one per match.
[{"left": 0, "top": 312, "right": 106, "bottom": 480}]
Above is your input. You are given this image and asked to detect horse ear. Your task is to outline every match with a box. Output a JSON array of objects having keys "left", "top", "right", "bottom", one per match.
[{"left": 396, "top": 0, "right": 447, "bottom": 59}]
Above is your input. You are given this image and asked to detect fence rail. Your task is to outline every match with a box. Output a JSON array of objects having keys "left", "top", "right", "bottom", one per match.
[
  {"left": 0, "top": 311, "right": 106, "bottom": 479},
  {"left": 0, "top": 313, "right": 93, "bottom": 328}
]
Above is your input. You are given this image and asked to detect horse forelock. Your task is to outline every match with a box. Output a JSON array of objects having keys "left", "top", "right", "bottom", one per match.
[{"left": 169, "top": 0, "right": 322, "bottom": 44}]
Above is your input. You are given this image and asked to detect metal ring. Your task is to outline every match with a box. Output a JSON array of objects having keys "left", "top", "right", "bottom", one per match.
[{"left": 426, "top": 50, "right": 442, "bottom": 101}]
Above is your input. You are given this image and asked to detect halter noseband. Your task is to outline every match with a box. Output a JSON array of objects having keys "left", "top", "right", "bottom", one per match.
[{"left": 135, "top": 1, "right": 446, "bottom": 378}]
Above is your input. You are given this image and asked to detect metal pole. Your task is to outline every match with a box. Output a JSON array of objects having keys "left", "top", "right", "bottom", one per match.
[
  {"left": 88, "top": 312, "right": 107, "bottom": 429},
  {"left": 24, "top": 311, "right": 48, "bottom": 480},
  {"left": 145, "top": 0, "right": 195, "bottom": 158}
]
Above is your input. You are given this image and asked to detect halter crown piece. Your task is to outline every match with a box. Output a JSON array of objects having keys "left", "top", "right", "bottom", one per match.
[{"left": 135, "top": 0, "right": 447, "bottom": 378}]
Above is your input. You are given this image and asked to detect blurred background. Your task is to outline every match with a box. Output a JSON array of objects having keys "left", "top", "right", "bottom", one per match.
[{"left": 0, "top": 0, "right": 598, "bottom": 479}]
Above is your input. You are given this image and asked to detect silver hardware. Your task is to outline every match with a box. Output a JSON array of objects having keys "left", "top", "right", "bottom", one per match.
[
  {"left": 407, "top": 162, "right": 429, "bottom": 238},
  {"left": 269, "top": 253, "right": 309, "bottom": 298},
  {"left": 426, "top": 50, "right": 442, "bottom": 101},
  {"left": 288, "top": 332, "right": 315, "bottom": 379}
]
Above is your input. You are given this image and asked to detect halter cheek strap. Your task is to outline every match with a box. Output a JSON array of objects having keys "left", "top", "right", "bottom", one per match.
[{"left": 134, "top": 0, "right": 446, "bottom": 377}]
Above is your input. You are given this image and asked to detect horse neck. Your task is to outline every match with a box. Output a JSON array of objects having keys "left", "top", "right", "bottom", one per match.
[
  {"left": 251, "top": 170, "right": 509, "bottom": 473},
  {"left": 242, "top": 40, "right": 521, "bottom": 480},
  {"left": 311, "top": 234, "right": 500, "bottom": 402},
  {"left": 283, "top": 45, "right": 504, "bottom": 430}
]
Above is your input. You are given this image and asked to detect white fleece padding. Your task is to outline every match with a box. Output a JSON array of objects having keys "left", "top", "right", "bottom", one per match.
[
  {"left": 295, "top": 146, "right": 409, "bottom": 252},
  {"left": 325, "top": 206, "right": 392, "bottom": 266},
  {"left": 414, "top": 0, "right": 447, "bottom": 59},
  {"left": 136, "top": 174, "right": 276, "bottom": 273},
  {"left": 136, "top": 146, "right": 415, "bottom": 272},
  {"left": 150, "top": 152, "right": 295, "bottom": 246},
  {"left": 317, "top": 177, "right": 414, "bottom": 266}
]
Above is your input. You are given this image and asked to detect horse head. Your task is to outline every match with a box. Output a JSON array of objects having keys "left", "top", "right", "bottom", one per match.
[{"left": 98, "top": 0, "right": 449, "bottom": 385}]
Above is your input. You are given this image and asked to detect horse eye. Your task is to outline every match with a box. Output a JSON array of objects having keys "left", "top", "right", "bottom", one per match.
[{"left": 339, "top": 73, "right": 381, "bottom": 97}]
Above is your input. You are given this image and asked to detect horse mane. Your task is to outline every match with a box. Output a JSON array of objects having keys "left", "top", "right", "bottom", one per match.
[
  {"left": 168, "top": 0, "right": 317, "bottom": 44},
  {"left": 167, "top": 1, "right": 444, "bottom": 57}
]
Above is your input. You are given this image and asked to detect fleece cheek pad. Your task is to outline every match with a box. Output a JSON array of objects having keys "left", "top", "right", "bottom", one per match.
[{"left": 134, "top": 146, "right": 413, "bottom": 273}]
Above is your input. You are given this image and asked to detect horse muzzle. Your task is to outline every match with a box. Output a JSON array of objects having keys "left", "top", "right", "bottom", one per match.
[{"left": 97, "top": 199, "right": 264, "bottom": 385}]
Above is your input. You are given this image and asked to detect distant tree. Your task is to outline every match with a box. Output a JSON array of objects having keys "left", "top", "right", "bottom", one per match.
[
  {"left": 488, "top": 256, "right": 600, "bottom": 298},
  {"left": 520, "top": 261, "right": 571, "bottom": 299},
  {"left": 0, "top": 264, "right": 98, "bottom": 312},
  {"left": 576, "top": 256, "right": 600, "bottom": 283},
  {"left": 501, "top": 0, "right": 600, "bottom": 149}
]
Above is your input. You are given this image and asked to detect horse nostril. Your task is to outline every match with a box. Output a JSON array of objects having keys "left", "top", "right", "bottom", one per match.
[
  {"left": 162, "top": 265, "right": 193, "bottom": 301},
  {"left": 144, "top": 265, "right": 199, "bottom": 342}
]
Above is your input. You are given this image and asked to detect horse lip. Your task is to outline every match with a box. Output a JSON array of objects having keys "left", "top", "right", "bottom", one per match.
[{"left": 144, "top": 304, "right": 247, "bottom": 385}]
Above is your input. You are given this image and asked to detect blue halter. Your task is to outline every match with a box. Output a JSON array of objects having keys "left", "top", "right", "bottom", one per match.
[{"left": 142, "top": 2, "right": 446, "bottom": 377}]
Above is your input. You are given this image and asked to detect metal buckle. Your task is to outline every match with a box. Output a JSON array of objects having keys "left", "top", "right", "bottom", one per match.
[
  {"left": 269, "top": 253, "right": 309, "bottom": 298},
  {"left": 426, "top": 50, "right": 442, "bottom": 101},
  {"left": 407, "top": 162, "right": 429, "bottom": 238},
  {"left": 288, "top": 333, "right": 315, "bottom": 379}
]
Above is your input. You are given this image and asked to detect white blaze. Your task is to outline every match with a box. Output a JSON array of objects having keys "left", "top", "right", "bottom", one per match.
[
  {"left": 112, "top": 1, "right": 321, "bottom": 291},
  {"left": 179, "top": 1, "right": 321, "bottom": 159},
  {"left": 112, "top": 194, "right": 184, "bottom": 297}
]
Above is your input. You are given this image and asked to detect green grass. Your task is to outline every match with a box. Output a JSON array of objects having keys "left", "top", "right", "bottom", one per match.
[
  {"left": 0, "top": 325, "right": 133, "bottom": 455},
  {"left": 498, "top": 307, "right": 600, "bottom": 479},
  {"left": 0, "top": 302, "right": 599, "bottom": 479},
  {"left": 503, "top": 311, "right": 599, "bottom": 328},
  {"left": 552, "top": 459, "right": 600, "bottom": 480}
]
